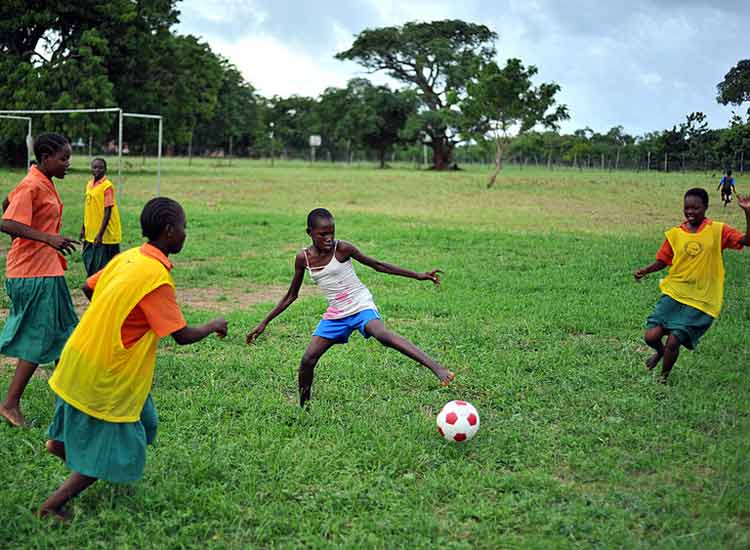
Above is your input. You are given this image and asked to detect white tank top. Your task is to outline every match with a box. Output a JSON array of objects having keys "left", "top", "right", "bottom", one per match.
[{"left": 304, "top": 241, "right": 377, "bottom": 319}]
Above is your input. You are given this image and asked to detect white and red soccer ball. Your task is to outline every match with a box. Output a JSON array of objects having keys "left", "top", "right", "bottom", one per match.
[{"left": 436, "top": 400, "right": 480, "bottom": 442}]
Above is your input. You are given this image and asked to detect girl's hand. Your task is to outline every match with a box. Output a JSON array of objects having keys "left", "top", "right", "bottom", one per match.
[
  {"left": 246, "top": 322, "right": 267, "bottom": 345},
  {"left": 211, "top": 318, "right": 228, "bottom": 338},
  {"left": 737, "top": 195, "right": 750, "bottom": 212},
  {"left": 634, "top": 268, "right": 647, "bottom": 281},
  {"left": 419, "top": 269, "right": 443, "bottom": 285},
  {"left": 46, "top": 235, "right": 79, "bottom": 255}
]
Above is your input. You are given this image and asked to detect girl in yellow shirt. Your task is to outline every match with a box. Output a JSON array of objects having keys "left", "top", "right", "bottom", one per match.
[
  {"left": 634, "top": 188, "right": 750, "bottom": 382},
  {"left": 80, "top": 158, "right": 122, "bottom": 276},
  {"left": 38, "top": 198, "right": 228, "bottom": 522}
]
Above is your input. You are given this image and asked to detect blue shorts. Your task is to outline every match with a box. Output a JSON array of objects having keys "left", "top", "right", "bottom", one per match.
[{"left": 313, "top": 309, "right": 381, "bottom": 343}]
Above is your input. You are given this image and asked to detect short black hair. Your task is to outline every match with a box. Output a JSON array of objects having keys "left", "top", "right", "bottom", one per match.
[
  {"left": 140, "top": 197, "right": 184, "bottom": 240},
  {"left": 307, "top": 208, "right": 334, "bottom": 229},
  {"left": 33, "top": 133, "right": 69, "bottom": 163},
  {"left": 727, "top": 169, "right": 733, "bottom": 176},
  {"left": 92, "top": 157, "right": 107, "bottom": 170},
  {"left": 685, "top": 187, "right": 709, "bottom": 208}
]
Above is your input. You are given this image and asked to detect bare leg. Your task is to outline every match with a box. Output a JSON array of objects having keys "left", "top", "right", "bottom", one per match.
[
  {"left": 38, "top": 472, "right": 97, "bottom": 522},
  {"left": 0, "top": 359, "right": 39, "bottom": 427},
  {"left": 298, "top": 336, "right": 336, "bottom": 408},
  {"left": 659, "top": 334, "right": 681, "bottom": 382},
  {"left": 643, "top": 326, "right": 665, "bottom": 370},
  {"left": 45, "top": 440, "right": 66, "bottom": 462},
  {"left": 364, "top": 320, "right": 454, "bottom": 385}
]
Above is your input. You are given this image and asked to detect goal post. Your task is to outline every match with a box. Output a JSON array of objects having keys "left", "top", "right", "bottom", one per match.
[{"left": 0, "top": 107, "right": 164, "bottom": 197}]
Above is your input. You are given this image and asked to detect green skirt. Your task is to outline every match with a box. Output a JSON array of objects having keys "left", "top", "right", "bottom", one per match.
[
  {"left": 646, "top": 295, "right": 714, "bottom": 350},
  {"left": 47, "top": 395, "right": 158, "bottom": 483},
  {"left": 82, "top": 242, "right": 120, "bottom": 277},
  {"left": 0, "top": 276, "right": 78, "bottom": 364}
]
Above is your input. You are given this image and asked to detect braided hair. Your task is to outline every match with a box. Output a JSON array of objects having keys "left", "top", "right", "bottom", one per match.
[
  {"left": 140, "top": 197, "right": 184, "bottom": 240},
  {"left": 33, "top": 133, "right": 69, "bottom": 163},
  {"left": 307, "top": 208, "right": 334, "bottom": 229}
]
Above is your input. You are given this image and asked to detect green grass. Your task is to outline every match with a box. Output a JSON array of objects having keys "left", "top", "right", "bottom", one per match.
[{"left": 1, "top": 158, "right": 749, "bottom": 548}]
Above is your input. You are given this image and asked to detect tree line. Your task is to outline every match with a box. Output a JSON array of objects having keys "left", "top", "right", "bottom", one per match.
[{"left": 1, "top": 3, "right": 749, "bottom": 176}]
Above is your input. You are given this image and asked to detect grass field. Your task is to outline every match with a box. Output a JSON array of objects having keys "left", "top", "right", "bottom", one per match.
[{"left": 1, "top": 158, "right": 749, "bottom": 548}]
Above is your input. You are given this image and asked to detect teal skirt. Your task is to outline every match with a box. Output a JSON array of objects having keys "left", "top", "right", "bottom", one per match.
[
  {"left": 646, "top": 295, "right": 714, "bottom": 350},
  {"left": 82, "top": 242, "right": 120, "bottom": 277},
  {"left": 0, "top": 276, "right": 78, "bottom": 364},
  {"left": 47, "top": 395, "right": 158, "bottom": 483}
]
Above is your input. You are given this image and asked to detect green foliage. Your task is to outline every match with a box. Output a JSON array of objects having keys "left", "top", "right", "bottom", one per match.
[
  {"left": 319, "top": 79, "right": 417, "bottom": 167},
  {"left": 193, "top": 59, "right": 261, "bottom": 154},
  {"left": 717, "top": 59, "right": 750, "bottom": 113}
]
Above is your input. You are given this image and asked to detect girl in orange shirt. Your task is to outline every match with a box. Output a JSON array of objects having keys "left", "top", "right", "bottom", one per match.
[{"left": 0, "top": 133, "right": 79, "bottom": 427}]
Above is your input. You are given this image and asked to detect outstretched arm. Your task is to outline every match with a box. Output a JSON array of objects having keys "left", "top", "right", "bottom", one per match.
[
  {"left": 341, "top": 241, "right": 442, "bottom": 285},
  {"left": 246, "top": 253, "right": 306, "bottom": 344},
  {"left": 737, "top": 195, "right": 750, "bottom": 246},
  {"left": 634, "top": 260, "right": 667, "bottom": 281},
  {"left": 172, "top": 318, "right": 228, "bottom": 345}
]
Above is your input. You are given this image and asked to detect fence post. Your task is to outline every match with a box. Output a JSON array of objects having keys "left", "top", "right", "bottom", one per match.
[
  {"left": 664, "top": 152, "right": 668, "bottom": 172},
  {"left": 647, "top": 151, "right": 651, "bottom": 172}
]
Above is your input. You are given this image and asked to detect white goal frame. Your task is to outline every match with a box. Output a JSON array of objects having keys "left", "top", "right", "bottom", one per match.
[{"left": 0, "top": 107, "right": 164, "bottom": 196}]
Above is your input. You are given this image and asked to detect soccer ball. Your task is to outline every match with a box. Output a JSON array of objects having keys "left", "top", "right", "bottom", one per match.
[{"left": 437, "top": 400, "right": 480, "bottom": 442}]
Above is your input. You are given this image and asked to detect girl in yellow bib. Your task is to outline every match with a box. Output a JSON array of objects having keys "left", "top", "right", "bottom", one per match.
[
  {"left": 38, "top": 198, "right": 228, "bottom": 521},
  {"left": 80, "top": 158, "right": 122, "bottom": 276},
  {"left": 634, "top": 188, "right": 750, "bottom": 382}
]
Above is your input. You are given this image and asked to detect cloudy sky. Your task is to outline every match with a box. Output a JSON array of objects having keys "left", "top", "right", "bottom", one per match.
[{"left": 176, "top": 0, "right": 750, "bottom": 135}]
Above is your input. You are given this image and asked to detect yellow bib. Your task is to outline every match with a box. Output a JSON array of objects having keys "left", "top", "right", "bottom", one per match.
[
  {"left": 659, "top": 221, "right": 725, "bottom": 318},
  {"left": 49, "top": 247, "right": 174, "bottom": 422},
  {"left": 84, "top": 178, "right": 122, "bottom": 244}
]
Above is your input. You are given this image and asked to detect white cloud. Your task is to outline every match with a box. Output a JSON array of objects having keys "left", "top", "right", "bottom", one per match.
[{"left": 208, "top": 34, "right": 349, "bottom": 98}]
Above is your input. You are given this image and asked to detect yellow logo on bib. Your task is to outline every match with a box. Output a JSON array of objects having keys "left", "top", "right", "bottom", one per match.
[{"left": 684, "top": 241, "right": 702, "bottom": 256}]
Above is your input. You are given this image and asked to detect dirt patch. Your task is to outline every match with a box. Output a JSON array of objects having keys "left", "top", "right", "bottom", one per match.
[{"left": 178, "top": 285, "right": 287, "bottom": 312}]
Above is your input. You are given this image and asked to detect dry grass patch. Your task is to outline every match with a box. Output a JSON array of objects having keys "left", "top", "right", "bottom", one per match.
[{"left": 178, "top": 285, "right": 288, "bottom": 312}]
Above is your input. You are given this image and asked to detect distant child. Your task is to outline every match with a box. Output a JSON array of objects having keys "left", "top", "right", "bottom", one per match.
[
  {"left": 246, "top": 208, "right": 454, "bottom": 407},
  {"left": 717, "top": 170, "right": 736, "bottom": 207},
  {"left": 80, "top": 157, "right": 122, "bottom": 276},
  {"left": 0, "top": 133, "right": 79, "bottom": 428},
  {"left": 634, "top": 188, "right": 749, "bottom": 382},
  {"left": 38, "top": 197, "right": 228, "bottom": 521}
]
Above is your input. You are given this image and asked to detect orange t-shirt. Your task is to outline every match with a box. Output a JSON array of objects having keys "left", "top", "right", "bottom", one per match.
[
  {"left": 2, "top": 165, "right": 66, "bottom": 278},
  {"left": 656, "top": 218, "right": 745, "bottom": 265},
  {"left": 87, "top": 244, "right": 187, "bottom": 348}
]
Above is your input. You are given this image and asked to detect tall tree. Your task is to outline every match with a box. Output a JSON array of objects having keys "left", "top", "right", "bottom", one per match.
[
  {"left": 717, "top": 60, "right": 750, "bottom": 115},
  {"left": 461, "top": 58, "right": 568, "bottom": 186},
  {"left": 336, "top": 20, "right": 497, "bottom": 170}
]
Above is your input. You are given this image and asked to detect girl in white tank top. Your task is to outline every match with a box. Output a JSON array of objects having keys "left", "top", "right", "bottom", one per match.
[{"left": 247, "top": 208, "right": 454, "bottom": 407}]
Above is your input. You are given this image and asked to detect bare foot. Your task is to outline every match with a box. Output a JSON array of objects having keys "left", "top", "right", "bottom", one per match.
[
  {"left": 645, "top": 352, "right": 662, "bottom": 371},
  {"left": 36, "top": 507, "right": 71, "bottom": 523},
  {"left": 45, "top": 440, "right": 66, "bottom": 462},
  {"left": 439, "top": 370, "right": 455, "bottom": 387},
  {"left": 0, "top": 404, "right": 28, "bottom": 428}
]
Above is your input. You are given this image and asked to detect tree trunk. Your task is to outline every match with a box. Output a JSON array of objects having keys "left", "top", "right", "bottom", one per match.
[
  {"left": 431, "top": 138, "right": 452, "bottom": 170},
  {"left": 487, "top": 138, "right": 505, "bottom": 188},
  {"left": 188, "top": 132, "right": 193, "bottom": 166},
  {"left": 378, "top": 147, "right": 386, "bottom": 169}
]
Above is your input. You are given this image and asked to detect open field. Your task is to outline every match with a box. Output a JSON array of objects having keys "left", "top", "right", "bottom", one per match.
[{"left": 1, "top": 158, "right": 749, "bottom": 548}]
